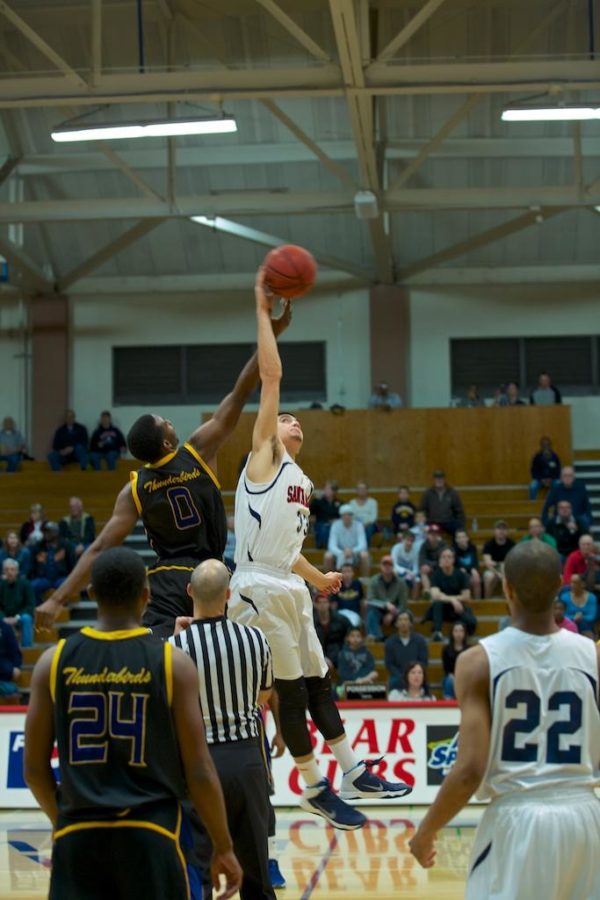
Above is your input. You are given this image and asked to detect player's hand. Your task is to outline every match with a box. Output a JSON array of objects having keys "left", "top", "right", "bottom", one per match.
[
  {"left": 272, "top": 298, "right": 292, "bottom": 336},
  {"left": 271, "top": 731, "right": 286, "bottom": 758},
  {"left": 35, "top": 595, "right": 62, "bottom": 632},
  {"left": 321, "top": 571, "right": 342, "bottom": 594},
  {"left": 211, "top": 849, "right": 242, "bottom": 899},
  {"left": 409, "top": 828, "right": 437, "bottom": 868},
  {"left": 174, "top": 616, "right": 194, "bottom": 636},
  {"left": 255, "top": 266, "right": 275, "bottom": 314}
]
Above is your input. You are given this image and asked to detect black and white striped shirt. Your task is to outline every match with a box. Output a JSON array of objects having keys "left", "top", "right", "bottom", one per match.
[{"left": 170, "top": 615, "right": 273, "bottom": 745}]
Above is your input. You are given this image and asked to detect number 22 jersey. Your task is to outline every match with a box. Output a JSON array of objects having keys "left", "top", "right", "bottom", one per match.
[{"left": 477, "top": 626, "right": 600, "bottom": 800}]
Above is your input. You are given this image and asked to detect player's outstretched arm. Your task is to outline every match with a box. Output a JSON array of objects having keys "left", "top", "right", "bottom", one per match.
[
  {"left": 171, "top": 649, "right": 242, "bottom": 899},
  {"left": 35, "top": 484, "right": 139, "bottom": 630},
  {"left": 24, "top": 648, "right": 58, "bottom": 827},
  {"left": 292, "top": 553, "right": 342, "bottom": 594},
  {"left": 409, "top": 645, "right": 490, "bottom": 869},
  {"left": 187, "top": 287, "right": 291, "bottom": 470}
]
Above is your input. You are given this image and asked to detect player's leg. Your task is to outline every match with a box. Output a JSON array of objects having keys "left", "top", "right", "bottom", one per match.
[
  {"left": 49, "top": 828, "right": 114, "bottom": 900},
  {"left": 256, "top": 708, "right": 286, "bottom": 890},
  {"left": 143, "top": 564, "right": 195, "bottom": 637}
]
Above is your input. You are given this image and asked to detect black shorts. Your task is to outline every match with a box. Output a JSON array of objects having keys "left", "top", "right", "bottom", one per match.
[
  {"left": 50, "top": 800, "right": 189, "bottom": 900},
  {"left": 142, "top": 559, "right": 196, "bottom": 637}
]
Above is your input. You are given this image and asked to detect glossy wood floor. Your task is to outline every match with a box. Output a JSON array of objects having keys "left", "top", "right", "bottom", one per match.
[{"left": 0, "top": 807, "right": 484, "bottom": 899}]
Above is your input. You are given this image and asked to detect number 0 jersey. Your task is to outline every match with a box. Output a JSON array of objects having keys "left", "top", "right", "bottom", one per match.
[
  {"left": 234, "top": 451, "right": 313, "bottom": 572},
  {"left": 477, "top": 627, "right": 600, "bottom": 800},
  {"left": 52, "top": 628, "right": 186, "bottom": 818},
  {"left": 130, "top": 442, "right": 226, "bottom": 563}
]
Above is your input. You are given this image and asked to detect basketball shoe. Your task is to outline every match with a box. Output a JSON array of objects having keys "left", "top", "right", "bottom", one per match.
[
  {"left": 339, "top": 758, "right": 413, "bottom": 800},
  {"left": 268, "top": 859, "right": 287, "bottom": 890},
  {"left": 299, "top": 779, "right": 366, "bottom": 830}
]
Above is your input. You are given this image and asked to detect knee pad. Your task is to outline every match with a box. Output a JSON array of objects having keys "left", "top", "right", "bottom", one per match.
[
  {"left": 274, "top": 677, "right": 312, "bottom": 758},
  {"left": 305, "top": 675, "right": 344, "bottom": 742}
]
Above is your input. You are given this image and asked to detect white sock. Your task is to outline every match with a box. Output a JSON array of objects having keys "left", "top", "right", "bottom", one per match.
[
  {"left": 330, "top": 736, "right": 360, "bottom": 774},
  {"left": 295, "top": 756, "right": 323, "bottom": 788},
  {"left": 268, "top": 836, "right": 278, "bottom": 859}
]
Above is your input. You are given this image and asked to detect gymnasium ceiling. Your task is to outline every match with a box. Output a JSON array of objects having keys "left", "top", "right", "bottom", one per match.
[{"left": 0, "top": 0, "right": 599, "bottom": 296}]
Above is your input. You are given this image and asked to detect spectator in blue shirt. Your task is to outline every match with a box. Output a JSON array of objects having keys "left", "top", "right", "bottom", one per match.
[
  {"left": 529, "top": 436, "right": 561, "bottom": 500},
  {"left": 48, "top": 409, "right": 89, "bottom": 471},
  {"left": 384, "top": 610, "right": 428, "bottom": 692},
  {"left": 336, "top": 628, "right": 378, "bottom": 697},
  {"left": 560, "top": 574, "right": 598, "bottom": 638},
  {"left": 336, "top": 563, "right": 364, "bottom": 627},
  {"left": 542, "top": 466, "right": 592, "bottom": 531},
  {"left": 89, "top": 411, "right": 126, "bottom": 471},
  {"left": 0, "top": 619, "right": 21, "bottom": 698},
  {"left": 30, "top": 522, "right": 76, "bottom": 604},
  {"left": 0, "top": 531, "right": 31, "bottom": 578}
]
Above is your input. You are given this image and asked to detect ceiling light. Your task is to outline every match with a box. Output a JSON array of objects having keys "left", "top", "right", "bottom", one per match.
[
  {"left": 51, "top": 117, "right": 237, "bottom": 143},
  {"left": 501, "top": 106, "right": 600, "bottom": 122}
]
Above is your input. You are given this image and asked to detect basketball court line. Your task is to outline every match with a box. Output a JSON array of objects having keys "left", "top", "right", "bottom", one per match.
[{"left": 299, "top": 828, "right": 339, "bottom": 900}]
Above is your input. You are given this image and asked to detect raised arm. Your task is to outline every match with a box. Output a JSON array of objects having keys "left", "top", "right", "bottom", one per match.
[
  {"left": 187, "top": 282, "right": 291, "bottom": 470},
  {"left": 35, "top": 483, "right": 139, "bottom": 629}
]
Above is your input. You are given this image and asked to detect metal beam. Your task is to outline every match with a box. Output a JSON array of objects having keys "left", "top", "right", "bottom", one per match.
[
  {"left": 91, "top": 0, "right": 102, "bottom": 86},
  {"left": 573, "top": 123, "right": 584, "bottom": 198},
  {"left": 399, "top": 208, "right": 566, "bottom": 280},
  {"left": 388, "top": 94, "right": 479, "bottom": 191},
  {"left": 260, "top": 99, "right": 358, "bottom": 190},
  {"left": 92, "top": 144, "right": 166, "bottom": 202},
  {"left": 0, "top": 155, "right": 19, "bottom": 186},
  {"left": 254, "top": 0, "right": 330, "bottom": 63},
  {"left": 406, "top": 264, "right": 600, "bottom": 286},
  {"left": 191, "top": 215, "right": 371, "bottom": 281},
  {"left": 0, "top": 0, "right": 87, "bottom": 88},
  {"left": 376, "top": 0, "right": 449, "bottom": 64},
  {"left": 0, "top": 236, "right": 53, "bottom": 292},
  {"left": 57, "top": 219, "right": 167, "bottom": 291},
  {"left": 1, "top": 187, "right": 600, "bottom": 223}
]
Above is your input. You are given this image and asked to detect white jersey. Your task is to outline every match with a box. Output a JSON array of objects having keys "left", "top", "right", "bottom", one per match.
[
  {"left": 477, "top": 627, "right": 600, "bottom": 801},
  {"left": 234, "top": 451, "right": 313, "bottom": 572}
]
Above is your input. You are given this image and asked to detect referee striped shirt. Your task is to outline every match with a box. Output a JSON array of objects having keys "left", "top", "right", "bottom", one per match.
[{"left": 170, "top": 615, "right": 273, "bottom": 745}]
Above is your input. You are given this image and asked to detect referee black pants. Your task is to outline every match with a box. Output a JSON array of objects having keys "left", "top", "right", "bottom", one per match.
[{"left": 210, "top": 737, "right": 275, "bottom": 900}]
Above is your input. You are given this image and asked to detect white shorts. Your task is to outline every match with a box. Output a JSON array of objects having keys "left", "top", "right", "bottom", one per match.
[
  {"left": 228, "top": 564, "right": 328, "bottom": 681},
  {"left": 466, "top": 788, "right": 600, "bottom": 900}
]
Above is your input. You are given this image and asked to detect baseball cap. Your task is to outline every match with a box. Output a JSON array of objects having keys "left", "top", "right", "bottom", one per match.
[
  {"left": 494, "top": 519, "right": 508, "bottom": 529},
  {"left": 339, "top": 504, "right": 353, "bottom": 515},
  {"left": 381, "top": 555, "right": 393, "bottom": 565},
  {"left": 433, "top": 469, "right": 445, "bottom": 478},
  {"left": 43, "top": 521, "right": 59, "bottom": 533}
]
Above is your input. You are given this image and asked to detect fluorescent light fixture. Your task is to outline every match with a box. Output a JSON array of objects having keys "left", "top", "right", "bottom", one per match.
[
  {"left": 51, "top": 117, "right": 237, "bottom": 142},
  {"left": 502, "top": 106, "right": 600, "bottom": 122}
]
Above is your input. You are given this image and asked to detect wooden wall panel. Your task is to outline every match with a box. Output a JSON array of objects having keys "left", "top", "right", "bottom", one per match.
[{"left": 211, "top": 406, "right": 572, "bottom": 490}]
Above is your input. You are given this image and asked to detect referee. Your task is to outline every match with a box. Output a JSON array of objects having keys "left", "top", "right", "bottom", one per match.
[{"left": 170, "top": 559, "right": 275, "bottom": 900}]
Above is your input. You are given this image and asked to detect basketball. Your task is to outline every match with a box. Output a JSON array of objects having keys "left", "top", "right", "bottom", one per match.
[{"left": 263, "top": 245, "right": 317, "bottom": 299}]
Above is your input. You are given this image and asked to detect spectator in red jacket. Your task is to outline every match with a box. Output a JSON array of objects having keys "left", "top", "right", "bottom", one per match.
[{"left": 563, "top": 534, "right": 599, "bottom": 587}]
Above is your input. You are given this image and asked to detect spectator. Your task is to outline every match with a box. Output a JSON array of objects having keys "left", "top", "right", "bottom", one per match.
[
  {"left": 553, "top": 598, "right": 579, "bottom": 634},
  {"left": 59, "top": 496, "right": 96, "bottom": 558},
  {"left": 0, "top": 417, "right": 27, "bottom": 472},
  {"left": 425, "top": 547, "right": 477, "bottom": 641},
  {"left": 563, "top": 534, "right": 599, "bottom": 588},
  {"left": 0, "top": 531, "right": 31, "bottom": 578},
  {"left": 482, "top": 520, "right": 515, "bottom": 598},
  {"left": 529, "top": 436, "right": 561, "bottom": 500},
  {"left": 391, "top": 486, "right": 416, "bottom": 535},
  {"left": 384, "top": 610, "right": 428, "bottom": 693},
  {"left": 47, "top": 409, "right": 89, "bottom": 471},
  {"left": 90, "top": 410, "right": 126, "bottom": 471},
  {"left": 419, "top": 470, "right": 465, "bottom": 536},
  {"left": 530, "top": 371, "right": 561, "bottom": 405},
  {"left": 496, "top": 381, "right": 526, "bottom": 407},
  {"left": 348, "top": 481, "right": 379, "bottom": 545},
  {"left": 410, "top": 510, "right": 428, "bottom": 545},
  {"left": 309, "top": 480, "right": 342, "bottom": 550},
  {"left": 0, "top": 560, "right": 34, "bottom": 647},
  {"left": 368, "top": 382, "right": 402, "bottom": 410},
  {"left": 312, "top": 593, "right": 349, "bottom": 670},
  {"left": 224, "top": 515, "right": 236, "bottom": 572},
  {"left": 336, "top": 563, "right": 364, "bottom": 627},
  {"left": 336, "top": 627, "right": 378, "bottom": 697},
  {"left": 458, "top": 384, "right": 484, "bottom": 408},
  {"left": 366, "top": 555, "right": 408, "bottom": 641},
  {"left": 452, "top": 529, "right": 481, "bottom": 599},
  {"left": 520, "top": 516, "right": 557, "bottom": 549},
  {"left": 560, "top": 574, "right": 598, "bottom": 638},
  {"left": 542, "top": 466, "right": 593, "bottom": 531},
  {"left": 30, "top": 522, "right": 76, "bottom": 605},
  {"left": 19, "top": 503, "right": 46, "bottom": 548},
  {"left": 324, "top": 505, "right": 370, "bottom": 577},
  {"left": 418, "top": 524, "right": 448, "bottom": 594},
  {"left": 0, "top": 620, "right": 21, "bottom": 701},
  {"left": 391, "top": 531, "right": 421, "bottom": 598},
  {"left": 545, "top": 500, "right": 584, "bottom": 560},
  {"left": 441, "top": 621, "right": 470, "bottom": 699},
  {"left": 389, "top": 661, "right": 435, "bottom": 702}
]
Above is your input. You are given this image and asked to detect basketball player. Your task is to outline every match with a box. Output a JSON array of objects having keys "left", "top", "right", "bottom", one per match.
[
  {"left": 410, "top": 540, "right": 600, "bottom": 899},
  {"left": 35, "top": 302, "right": 291, "bottom": 637},
  {"left": 24, "top": 547, "right": 241, "bottom": 900},
  {"left": 227, "top": 270, "right": 412, "bottom": 831}
]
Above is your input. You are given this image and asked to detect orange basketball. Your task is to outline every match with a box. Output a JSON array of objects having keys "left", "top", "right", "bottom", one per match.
[{"left": 263, "top": 245, "right": 317, "bottom": 299}]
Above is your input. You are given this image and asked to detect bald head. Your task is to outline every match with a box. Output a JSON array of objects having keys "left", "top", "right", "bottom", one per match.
[
  {"left": 503, "top": 541, "right": 562, "bottom": 614},
  {"left": 188, "top": 559, "right": 231, "bottom": 613}
]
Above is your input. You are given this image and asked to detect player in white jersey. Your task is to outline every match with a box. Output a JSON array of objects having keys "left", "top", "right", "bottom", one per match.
[
  {"left": 410, "top": 540, "right": 600, "bottom": 899},
  {"left": 228, "top": 269, "right": 412, "bottom": 831}
]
